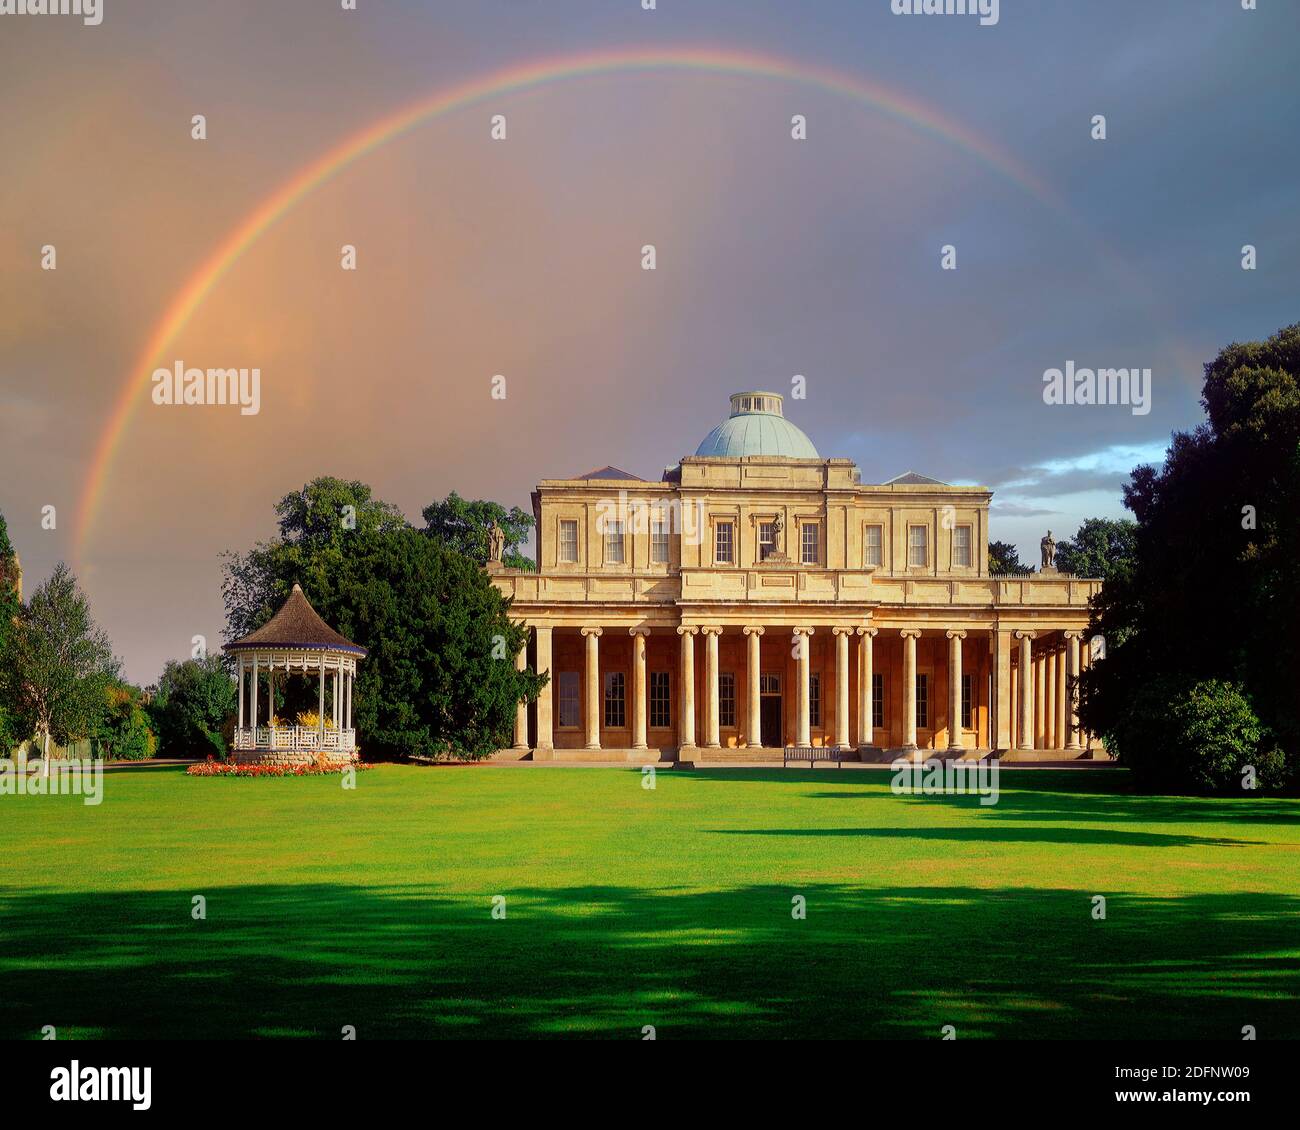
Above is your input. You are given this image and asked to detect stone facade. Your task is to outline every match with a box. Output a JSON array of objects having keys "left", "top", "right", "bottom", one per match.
[{"left": 491, "top": 392, "right": 1099, "bottom": 762}]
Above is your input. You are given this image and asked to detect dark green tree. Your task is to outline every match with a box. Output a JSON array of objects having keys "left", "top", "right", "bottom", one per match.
[
  {"left": 91, "top": 680, "right": 158, "bottom": 761},
  {"left": 0, "top": 563, "right": 117, "bottom": 760},
  {"left": 1080, "top": 323, "right": 1300, "bottom": 791},
  {"left": 1054, "top": 517, "right": 1138, "bottom": 584},
  {"left": 149, "top": 657, "right": 236, "bottom": 758},
  {"left": 221, "top": 476, "right": 411, "bottom": 642},
  {"left": 222, "top": 481, "right": 545, "bottom": 759},
  {"left": 422, "top": 491, "right": 536, "bottom": 571},
  {"left": 0, "top": 509, "right": 21, "bottom": 751},
  {"left": 988, "top": 540, "right": 1031, "bottom": 575}
]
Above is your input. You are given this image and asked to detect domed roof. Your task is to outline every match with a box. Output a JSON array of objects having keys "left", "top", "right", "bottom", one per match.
[{"left": 694, "top": 392, "right": 820, "bottom": 459}]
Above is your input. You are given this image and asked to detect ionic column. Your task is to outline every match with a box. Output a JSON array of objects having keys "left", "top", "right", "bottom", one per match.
[
  {"left": 703, "top": 627, "right": 721, "bottom": 748},
  {"left": 1055, "top": 643, "right": 1067, "bottom": 750},
  {"left": 513, "top": 640, "right": 529, "bottom": 750},
  {"left": 535, "top": 627, "right": 554, "bottom": 751},
  {"left": 833, "top": 627, "right": 852, "bottom": 749},
  {"left": 677, "top": 627, "right": 697, "bottom": 748},
  {"left": 1034, "top": 650, "right": 1047, "bottom": 748},
  {"left": 581, "top": 627, "right": 602, "bottom": 750},
  {"left": 1064, "top": 630, "right": 1083, "bottom": 750},
  {"left": 793, "top": 628, "right": 813, "bottom": 746},
  {"left": 1010, "top": 660, "right": 1019, "bottom": 749},
  {"left": 900, "top": 629, "right": 922, "bottom": 751},
  {"left": 857, "top": 626, "right": 877, "bottom": 747},
  {"left": 1016, "top": 631, "right": 1035, "bottom": 750},
  {"left": 946, "top": 629, "right": 967, "bottom": 752},
  {"left": 630, "top": 628, "right": 649, "bottom": 750},
  {"left": 992, "top": 628, "right": 1012, "bottom": 752},
  {"left": 743, "top": 626, "right": 764, "bottom": 747}
]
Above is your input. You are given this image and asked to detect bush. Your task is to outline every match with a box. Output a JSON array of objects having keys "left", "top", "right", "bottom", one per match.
[{"left": 1104, "top": 676, "right": 1283, "bottom": 793}]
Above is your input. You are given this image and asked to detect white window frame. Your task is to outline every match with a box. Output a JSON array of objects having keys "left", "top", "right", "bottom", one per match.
[
  {"left": 864, "top": 524, "right": 883, "bottom": 567},
  {"left": 651, "top": 516, "right": 670, "bottom": 564},
  {"left": 558, "top": 520, "right": 578, "bottom": 564},
  {"left": 800, "top": 522, "right": 820, "bottom": 565},
  {"left": 953, "top": 524, "right": 972, "bottom": 568},
  {"left": 715, "top": 520, "right": 735, "bottom": 565},
  {"left": 907, "top": 524, "right": 929, "bottom": 568},
  {"left": 604, "top": 519, "right": 625, "bottom": 566}
]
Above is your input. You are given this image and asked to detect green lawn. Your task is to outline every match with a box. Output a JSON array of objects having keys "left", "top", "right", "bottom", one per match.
[{"left": 2, "top": 764, "right": 1297, "bottom": 1039}]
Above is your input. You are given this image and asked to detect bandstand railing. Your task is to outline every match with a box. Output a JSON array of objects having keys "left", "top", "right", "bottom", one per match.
[{"left": 234, "top": 726, "right": 357, "bottom": 752}]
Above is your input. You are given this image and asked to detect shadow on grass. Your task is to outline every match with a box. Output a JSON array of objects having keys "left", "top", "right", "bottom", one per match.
[
  {"left": 686, "top": 768, "right": 1300, "bottom": 827},
  {"left": 1, "top": 882, "right": 1296, "bottom": 1040},
  {"left": 712, "top": 826, "right": 1264, "bottom": 848}
]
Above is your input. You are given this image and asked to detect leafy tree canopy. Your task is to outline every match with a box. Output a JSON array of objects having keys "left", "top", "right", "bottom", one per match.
[
  {"left": 0, "top": 563, "right": 118, "bottom": 757},
  {"left": 149, "top": 656, "right": 235, "bottom": 758},
  {"left": 988, "top": 540, "right": 1031, "bottom": 575},
  {"left": 223, "top": 479, "right": 545, "bottom": 759},
  {"left": 1080, "top": 323, "right": 1300, "bottom": 790},
  {"left": 92, "top": 680, "right": 158, "bottom": 761},
  {"left": 421, "top": 491, "right": 536, "bottom": 571},
  {"left": 1054, "top": 517, "right": 1138, "bottom": 584},
  {"left": 0, "top": 509, "right": 20, "bottom": 751}
]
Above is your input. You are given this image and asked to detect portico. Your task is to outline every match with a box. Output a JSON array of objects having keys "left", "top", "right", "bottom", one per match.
[{"left": 490, "top": 392, "right": 1099, "bottom": 763}]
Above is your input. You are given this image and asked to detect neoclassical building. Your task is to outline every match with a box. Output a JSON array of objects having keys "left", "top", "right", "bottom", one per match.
[{"left": 491, "top": 392, "right": 1099, "bottom": 763}]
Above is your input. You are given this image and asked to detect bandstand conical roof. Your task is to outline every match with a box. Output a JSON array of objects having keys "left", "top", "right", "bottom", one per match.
[{"left": 223, "top": 584, "right": 367, "bottom": 656}]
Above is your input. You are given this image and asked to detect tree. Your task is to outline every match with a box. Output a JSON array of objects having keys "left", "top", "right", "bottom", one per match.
[
  {"left": 988, "top": 540, "right": 1031, "bottom": 575},
  {"left": 149, "top": 657, "right": 236, "bottom": 758},
  {"left": 0, "top": 509, "right": 21, "bottom": 752},
  {"left": 91, "top": 680, "right": 158, "bottom": 761},
  {"left": 1054, "top": 517, "right": 1138, "bottom": 583},
  {"left": 1080, "top": 323, "right": 1300, "bottom": 791},
  {"left": 421, "top": 491, "right": 536, "bottom": 571},
  {"left": 221, "top": 476, "right": 412, "bottom": 643},
  {"left": 222, "top": 481, "right": 546, "bottom": 759},
  {"left": 0, "top": 563, "right": 117, "bottom": 762}
]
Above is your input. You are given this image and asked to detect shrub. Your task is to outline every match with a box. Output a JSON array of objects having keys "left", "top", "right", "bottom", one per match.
[{"left": 1105, "top": 675, "right": 1279, "bottom": 793}]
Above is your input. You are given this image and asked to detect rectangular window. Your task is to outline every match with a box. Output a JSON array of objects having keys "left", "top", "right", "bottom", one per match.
[
  {"left": 715, "top": 521, "right": 734, "bottom": 565},
  {"left": 558, "top": 672, "right": 580, "bottom": 728},
  {"left": 651, "top": 517, "right": 670, "bottom": 564},
  {"left": 864, "top": 524, "right": 883, "bottom": 567},
  {"left": 916, "top": 673, "right": 929, "bottom": 729},
  {"left": 953, "top": 525, "right": 972, "bottom": 568},
  {"left": 872, "top": 673, "right": 884, "bottom": 729},
  {"left": 603, "top": 671, "right": 626, "bottom": 728},
  {"left": 558, "top": 520, "right": 578, "bottom": 564},
  {"left": 801, "top": 522, "right": 820, "bottom": 565},
  {"left": 961, "top": 673, "right": 972, "bottom": 730},
  {"left": 809, "top": 673, "right": 821, "bottom": 728},
  {"left": 719, "top": 672, "right": 736, "bottom": 728},
  {"left": 650, "top": 671, "right": 671, "bottom": 729},
  {"left": 604, "top": 519, "right": 625, "bottom": 565},
  {"left": 758, "top": 522, "right": 776, "bottom": 561},
  {"left": 908, "top": 525, "right": 929, "bottom": 567}
]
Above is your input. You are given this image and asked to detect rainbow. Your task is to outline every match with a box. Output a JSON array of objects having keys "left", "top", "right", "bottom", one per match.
[{"left": 73, "top": 44, "right": 1068, "bottom": 566}]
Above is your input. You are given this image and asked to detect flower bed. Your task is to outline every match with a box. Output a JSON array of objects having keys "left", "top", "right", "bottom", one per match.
[{"left": 186, "top": 759, "right": 373, "bottom": 778}]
